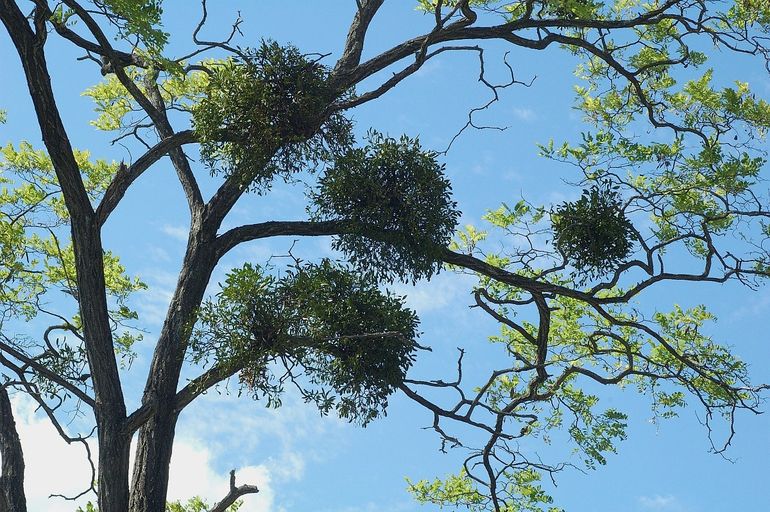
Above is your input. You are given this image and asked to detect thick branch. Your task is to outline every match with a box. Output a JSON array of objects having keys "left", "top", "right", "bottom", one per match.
[
  {"left": 333, "top": 0, "right": 385, "bottom": 77},
  {"left": 0, "top": 0, "right": 92, "bottom": 216},
  {"left": 125, "top": 363, "right": 237, "bottom": 435},
  {"left": 215, "top": 220, "right": 350, "bottom": 258},
  {"left": 1, "top": 6, "right": 130, "bottom": 510}
]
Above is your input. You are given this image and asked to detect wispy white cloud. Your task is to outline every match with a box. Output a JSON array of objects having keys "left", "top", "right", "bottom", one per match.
[
  {"left": 11, "top": 395, "right": 276, "bottom": 512},
  {"left": 166, "top": 436, "right": 275, "bottom": 511},
  {"left": 134, "top": 267, "right": 178, "bottom": 326},
  {"left": 146, "top": 244, "right": 172, "bottom": 263},
  {"left": 177, "top": 389, "right": 340, "bottom": 461},
  {"left": 728, "top": 289, "right": 770, "bottom": 320},
  {"left": 414, "top": 59, "right": 443, "bottom": 78},
  {"left": 12, "top": 396, "right": 96, "bottom": 512},
  {"left": 319, "top": 500, "right": 416, "bottom": 512},
  {"left": 161, "top": 224, "right": 190, "bottom": 242},
  {"left": 638, "top": 494, "right": 682, "bottom": 511},
  {"left": 512, "top": 106, "right": 537, "bottom": 122},
  {"left": 389, "top": 271, "right": 475, "bottom": 315}
]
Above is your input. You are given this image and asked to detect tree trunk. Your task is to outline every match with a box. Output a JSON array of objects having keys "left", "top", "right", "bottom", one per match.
[
  {"left": 0, "top": 5, "right": 131, "bottom": 510},
  {"left": 129, "top": 233, "right": 217, "bottom": 512},
  {"left": 0, "top": 387, "right": 27, "bottom": 512},
  {"left": 129, "top": 402, "right": 180, "bottom": 512}
]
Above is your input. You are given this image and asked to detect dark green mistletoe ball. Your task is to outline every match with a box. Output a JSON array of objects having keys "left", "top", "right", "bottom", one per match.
[
  {"left": 313, "top": 132, "right": 460, "bottom": 283},
  {"left": 192, "top": 40, "right": 353, "bottom": 191},
  {"left": 191, "top": 260, "right": 418, "bottom": 425},
  {"left": 552, "top": 182, "right": 634, "bottom": 278},
  {"left": 276, "top": 260, "right": 418, "bottom": 423}
]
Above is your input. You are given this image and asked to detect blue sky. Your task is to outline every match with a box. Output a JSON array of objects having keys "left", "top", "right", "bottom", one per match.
[{"left": 2, "top": 2, "right": 770, "bottom": 511}]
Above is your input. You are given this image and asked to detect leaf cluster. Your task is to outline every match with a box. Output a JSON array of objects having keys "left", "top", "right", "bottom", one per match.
[
  {"left": 408, "top": 468, "right": 563, "bottom": 512},
  {"left": 551, "top": 182, "right": 634, "bottom": 278},
  {"left": 0, "top": 142, "right": 145, "bottom": 379},
  {"left": 313, "top": 132, "right": 460, "bottom": 283},
  {"left": 192, "top": 41, "right": 353, "bottom": 192},
  {"left": 95, "top": 0, "right": 168, "bottom": 53},
  {"left": 191, "top": 260, "right": 419, "bottom": 425},
  {"left": 76, "top": 496, "right": 241, "bottom": 512}
]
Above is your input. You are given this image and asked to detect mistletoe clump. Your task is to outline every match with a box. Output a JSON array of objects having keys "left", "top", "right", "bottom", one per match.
[
  {"left": 313, "top": 132, "right": 460, "bottom": 283},
  {"left": 191, "top": 260, "right": 418, "bottom": 425},
  {"left": 192, "top": 40, "right": 353, "bottom": 191},
  {"left": 552, "top": 182, "right": 634, "bottom": 278}
]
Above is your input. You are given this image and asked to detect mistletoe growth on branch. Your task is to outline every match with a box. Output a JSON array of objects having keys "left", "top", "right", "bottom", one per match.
[
  {"left": 552, "top": 182, "right": 635, "bottom": 278},
  {"left": 2, "top": 1, "right": 770, "bottom": 511}
]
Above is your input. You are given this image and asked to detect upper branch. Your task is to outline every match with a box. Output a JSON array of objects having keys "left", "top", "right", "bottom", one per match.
[
  {"left": 96, "top": 130, "right": 196, "bottom": 226},
  {"left": 333, "top": 0, "right": 385, "bottom": 78},
  {"left": 0, "top": 0, "right": 92, "bottom": 218},
  {"left": 0, "top": 341, "right": 95, "bottom": 407},
  {"left": 214, "top": 220, "right": 350, "bottom": 258}
]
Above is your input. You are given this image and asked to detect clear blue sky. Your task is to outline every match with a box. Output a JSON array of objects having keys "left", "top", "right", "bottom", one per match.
[{"left": 2, "top": 2, "right": 769, "bottom": 511}]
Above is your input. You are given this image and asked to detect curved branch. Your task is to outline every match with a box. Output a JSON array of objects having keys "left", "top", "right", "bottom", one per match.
[
  {"left": 333, "top": 0, "right": 385, "bottom": 77},
  {"left": 96, "top": 130, "right": 196, "bottom": 226},
  {"left": 0, "top": 340, "right": 95, "bottom": 408},
  {"left": 214, "top": 220, "right": 350, "bottom": 258}
]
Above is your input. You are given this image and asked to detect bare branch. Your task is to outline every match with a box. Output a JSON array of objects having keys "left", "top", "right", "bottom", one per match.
[
  {"left": 209, "top": 470, "right": 259, "bottom": 512},
  {"left": 0, "top": 339, "right": 95, "bottom": 408}
]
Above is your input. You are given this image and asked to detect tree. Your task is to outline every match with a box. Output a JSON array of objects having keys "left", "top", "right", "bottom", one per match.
[{"left": 1, "top": 1, "right": 770, "bottom": 511}]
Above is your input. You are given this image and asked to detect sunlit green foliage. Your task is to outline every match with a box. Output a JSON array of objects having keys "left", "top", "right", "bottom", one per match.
[
  {"left": 314, "top": 132, "right": 460, "bottom": 283},
  {"left": 165, "top": 496, "right": 241, "bottom": 512},
  {"left": 0, "top": 141, "right": 145, "bottom": 376},
  {"left": 83, "top": 67, "right": 209, "bottom": 131},
  {"left": 77, "top": 496, "right": 241, "bottom": 512},
  {"left": 419, "top": 14, "right": 770, "bottom": 494},
  {"left": 191, "top": 260, "right": 418, "bottom": 425},
  {"left": 192, "top": 41, "right": 353, "bottom": 191},
  {"left": 408, "top": 468, "right": 564, "bottom": 512},
  {"left": 97, "top": 0, "right": 168, "bottom": 53}
]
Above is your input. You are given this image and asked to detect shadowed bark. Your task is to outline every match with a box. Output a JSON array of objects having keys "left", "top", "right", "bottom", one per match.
[{"left": 0, "top": 387, "right": 27, "bottom": 512}]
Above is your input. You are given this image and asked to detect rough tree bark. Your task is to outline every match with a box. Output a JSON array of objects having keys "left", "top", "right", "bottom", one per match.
[
  {"left": 129, "top": 226, "right": 219, "bottom": 512},
  {"left": 0, "top": 2, "right": 130, "bottom": 510},
  {"left": 0, "top": 387, "right": 27, "bottom": 512}
]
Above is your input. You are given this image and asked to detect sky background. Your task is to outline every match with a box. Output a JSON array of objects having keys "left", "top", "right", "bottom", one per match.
[{"left": 2, "top": 2, "right": 770, "bottom": 511}]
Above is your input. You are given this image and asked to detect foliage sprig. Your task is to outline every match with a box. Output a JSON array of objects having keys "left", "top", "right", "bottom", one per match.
[{"left": 191, "top": 260, "right": 419, "bottom": 425}]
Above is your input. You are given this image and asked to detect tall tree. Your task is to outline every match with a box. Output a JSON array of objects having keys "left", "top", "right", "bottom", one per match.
[{"left": 1, "top": 1, "right": 770, "bottom": 511}]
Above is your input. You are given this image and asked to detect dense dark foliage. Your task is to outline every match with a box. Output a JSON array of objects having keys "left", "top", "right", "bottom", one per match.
[
  {"left": 191, "top": 260, "right": 418, "bottom": 425},
  {"left": 314, "top": 132, "right": 460, "bottom": 283},
  {"left": 192, "top": 41, "right": 353, "bottom": 191},
  {"left": 552, "top": 182, "right": 634, "bottom": 277}
]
